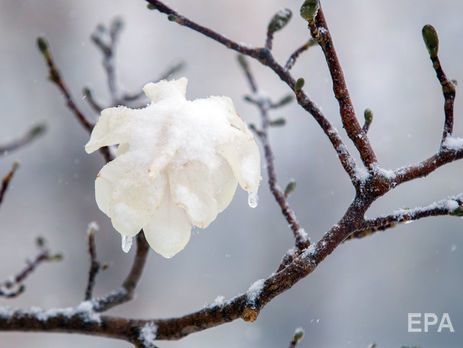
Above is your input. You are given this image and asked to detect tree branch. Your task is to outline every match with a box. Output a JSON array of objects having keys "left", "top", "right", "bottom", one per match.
[
  {"left": 0, "top": 125, "right": 46, "bottom": 155},
  {"left": 308, "top": 6, "right": 377, "bottom": 168},
  {"left": 0, "top": 162, "right": 19, "bottom": 207},
  {"left": 37, "top": 38, "right": 112, "bottom": 163},
  {"left": 238, "top": 55, "right": 310, "bottom": 250},
  {"left": 92, "top": 232, "right": 149, "bottom": 312},
  {"left": 349, "top": 194, "right": 463, "bottom": 239},
  {"left": 0, "top": 238, "right": 62, "bottom": 298},
  {"left": 285, "top": 39, "right": 316, "bottom": 71},
  {"left": 84, "top": 223, "right": 101, "bottom": 301}
]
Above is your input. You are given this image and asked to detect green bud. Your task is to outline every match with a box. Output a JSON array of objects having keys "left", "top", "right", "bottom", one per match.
[
  {"left": 244, "top": 95, "right": 258, "bottom": 104},
  {"left": 270, "top": 118, "right": 286, "bottom": 127},
  {"left": 295, "top": 78, "right": 305, "bottom": 91},
  {"left": 293, "top": 327, "right": 305, "bottom": 343},
  {"left": 37, "top": 37, "right": 48, "bottom": 53},
  {"left": 51, "top": 253, "right": 64, "bottom": 262},
  {"left": 276, "top": 94, "right": 294, "bottom": 107},
  {"left": 29, "top": 124, "right": 46, "bottom": 138},
  {"left": 268, "top": 9, "right": 292, "bottom": 34},
  {"left": 36, "top": 236, "right": 46, "bottom": 248},
  {"left": 300, "top": 0, "right": 320, "bottom": 23},
  {"left": 11, "top": 162, "right": 20, "bottom": 172},
  {"left": 364, "top": 108, "right": 373, "bottom": 125},
  {"left": 147, "top": 3, "right": 156, "bottom": 10},
  {"left": 422, "top": 24, "right": 439, "bottom": 58},
  {"left": 83, "top": 87, "right": 92, "bottom": 97},
  {"left": 284, "top": 180, "right": 296, "bottom": 197},
  {"left": 168, "top": 14, "right": 177, "bottom": 22}
]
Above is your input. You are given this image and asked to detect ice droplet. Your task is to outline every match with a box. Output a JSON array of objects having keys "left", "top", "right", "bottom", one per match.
[
  {"left": 121, "top": 235, "right": 133, "bottom": 253},
  {"left": 248, "top": 191, "right": 258, "bottom": 208}
]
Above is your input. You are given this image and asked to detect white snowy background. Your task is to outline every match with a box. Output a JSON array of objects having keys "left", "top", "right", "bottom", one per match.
[{"left": 0, "top": 0, "right": 462, "bottom": 347}]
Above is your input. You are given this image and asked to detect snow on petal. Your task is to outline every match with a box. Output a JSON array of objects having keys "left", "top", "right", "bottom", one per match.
[
  {"left": 85, "top": 78, "right": 261, "bottom": 258},
  {"left": 143, "top": 77, "right": 188, "bottom": 103}
]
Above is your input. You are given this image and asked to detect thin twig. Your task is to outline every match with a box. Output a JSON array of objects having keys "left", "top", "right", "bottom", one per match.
[
  {"left": 308, "top": 6, "right": 377, "bottom": 168},
  {"left": 92, "top": 232, "right": 150, "bottom": 312},
  {"left": 91, "top": 18, "right": 124, "bottom": 103},
  {"left": 429, "top": 55, "right": 456, "bottom": 143},
  {"left": 0, "top": 239, "right": 61, "bottom": 298},
  {"left": 0, "top": 125, "right": 46, "bottom": 155},
  {"left": 83, "top": 87, "right": 104, "bottom": 114},
  {"left": 285, "top": 39, "right": 316, "bottom": 71},
  {"left": 37, "top": 38, "right": 112, "bottom": 163},
  {"left": 349, "top": 194, "right": 463, "bottom": 239},
  {"left": 239, "top": 56, "right": 309, "bottom": 250},
  {"left": 0, "top": 162, "right": 19, "bottom": 206},
  {"left": 85, "top": 223, "right": 101, "bottom": 301}
]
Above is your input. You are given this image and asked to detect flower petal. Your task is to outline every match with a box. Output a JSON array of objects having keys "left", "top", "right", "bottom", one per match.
[
  {"left": 143, "top": 187, "right": 192, "bottom": 258},
  {"left": 168, "top": 160, "right": 218, "bottom": 228},
  {"left": 143, "top": 78, "right": 188, "bottom": 103},
  {"left": 97, "top": 154, "right": 168, "bottom": 237},
  {"left": 85, "top": 106, "right": 133, "bottom": 153},
  {"left": 218, "top": 134, "right": 261, "bottom": 193}
]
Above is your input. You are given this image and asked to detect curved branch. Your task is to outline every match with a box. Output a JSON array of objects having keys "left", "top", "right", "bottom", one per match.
[{"left": 92, "top": 232, "right": 149, "bottom": 312}]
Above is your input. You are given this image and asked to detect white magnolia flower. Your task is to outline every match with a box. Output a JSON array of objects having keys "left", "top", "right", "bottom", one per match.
[{"left": 85, "top": 78, "right": 261, "bottom": 258}]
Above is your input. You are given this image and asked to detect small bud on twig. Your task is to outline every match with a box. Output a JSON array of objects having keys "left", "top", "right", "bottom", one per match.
[
  {"left": 295, "top": 78, "right": 305, "bottom": 92},
  {"left": 293, "top": 327, "right": 305, "bottom": 342},
  {"left": 363, "top": 108, "right": 373, "bottom": 133},
  {"left": 422, "top": 24, "right": 439, "bottom": 58},
  {"left": 268, "top": 9, "right": 292, "bottom": 34},
  {"left": 270, "top": 118, "right": 286, "bottom": 127},
  {"left": 37, "top": 37, "right": 48, "bottom": 53},
  {"left": 273, "top": 94, "right": 294, "bottom": 108},
  {"left": 300, "top": 0, "right": 320, "bottom": 23},
  {"left": 364, "top": 108, "right": 373, "bottom": 125},
  {"left": 28, "top": 124, "right": 46, "bottom": 138},
  {"left": 284, "top": 180, "right": 297, "bottom": 198},
  {"left": 147, "top": 3, "right": 156, "bottom": 10}
]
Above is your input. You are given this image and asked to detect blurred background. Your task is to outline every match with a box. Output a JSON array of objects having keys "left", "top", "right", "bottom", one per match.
[{"left": 1, "top": 0, "right": 463, "bottom": 347}]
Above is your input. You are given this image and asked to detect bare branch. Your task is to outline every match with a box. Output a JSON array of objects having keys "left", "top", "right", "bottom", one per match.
[
  {"left": 393, "top": 146, "right": 463, "bottom": 186},
  {"left": 285, "top": 39, "right": 316, "bottom": 71},
  {"left": 83, "top": 87, "right": 103, "bottom": 114},
  {"left": 84, "top": 223, "right": 101, "bottom": 301},
  {"left": 0, "top": 125, "right": 46, "bottom": 155},
  {"left": 308, "top": 6, "right": 377, "bottom": 168},
  {"left": 92, "top": 232, "right": 149, "bottom": 312},
  {"left": 37, "top": 37, "right": 112, "bottom": 163},
  {"left": 349, "top": 194, "right": 463, "bottom": 240},
  {"left": 0, "top": 238, "right": 62, "bottom": 298},
  {"left": 91, "top": 18, "right": 124, "bottom": 103},
  {"left": 239, "top": 55, "right": 309, "bottom": 250},
  {"left": 0, "top": 162, "right": 19, "bottom": 206}
]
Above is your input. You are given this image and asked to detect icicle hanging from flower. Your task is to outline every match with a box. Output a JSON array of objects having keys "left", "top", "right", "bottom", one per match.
[{"left": 85, "top": 78, "right": 261, "bottom": 258}]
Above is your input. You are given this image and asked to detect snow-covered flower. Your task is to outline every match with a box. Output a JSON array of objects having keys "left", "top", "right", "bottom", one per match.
[{"left": 85, "top": 78, "right": 261, "bottom": 258}]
